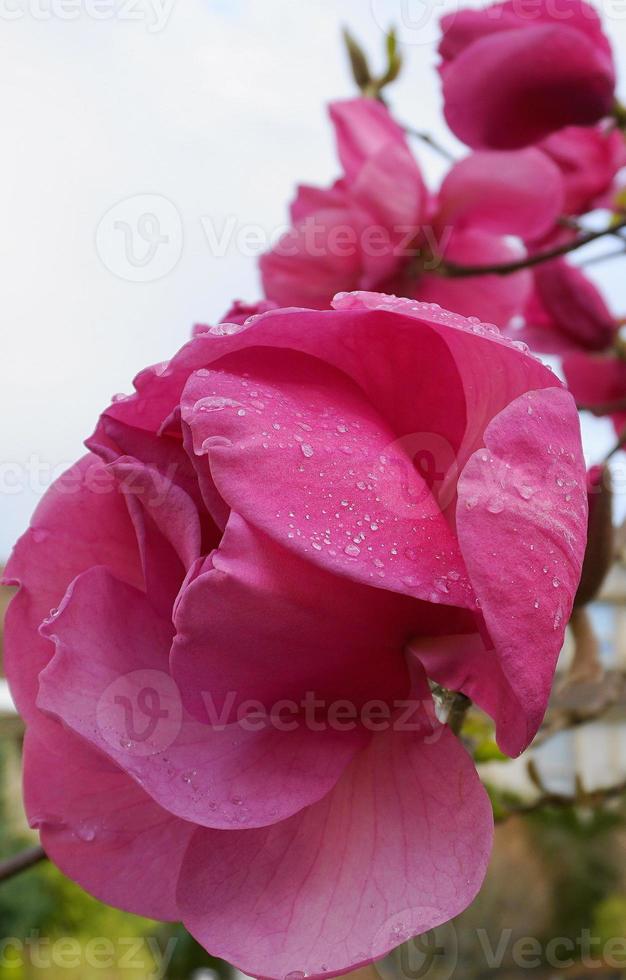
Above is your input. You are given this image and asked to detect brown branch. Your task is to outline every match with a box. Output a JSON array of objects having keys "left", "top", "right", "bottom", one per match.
[
  {"left": 604, "top": 425, "right": 626, "bottom": 461},
  {"left": 581, "top": 246, "right": 626, "bottom": 268},
  {"left": 403, "top": 124, "right": 456, "bottom": 162},
  {"left": 438, "top": 217, "right": 626, "bottom": 278},
  {"left": 448, "top": 693, "right": 472, "bottom": 735},
  {"left": 497, "top": 780, "right": 626, "bottom": 822},
  {"left": 0, "top": 845, "right": 47, "bottom": 884},
  {"left": 531, "top": 669, "right": 625, "bottom": 749}
]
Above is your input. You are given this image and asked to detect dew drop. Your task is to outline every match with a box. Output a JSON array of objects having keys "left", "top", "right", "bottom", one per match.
[
  {"left": 75, "top": 823, "right": 96, "bottom": 843},
  {"left": 300, "top": 443, "right": 314, "bottom": 459}
]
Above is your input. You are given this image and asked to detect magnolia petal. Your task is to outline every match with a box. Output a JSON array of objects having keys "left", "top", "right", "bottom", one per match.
[
  {"left": 24, "top": 715, "right": 192, "bottom": 921},
  {"left": 181, "top": 346, "right": 474, "bottom": 607},
  {"left": 37, "top": 567, "right": 364, "bottom": 829},
  {"left": 456, "top": 386, "right": 587, "bottom": 753},
  {"left": 178, "top": 725, "right": 493, "bottom": 980},
  {"left": 2, "top": 456, "right": 141, "bottom": 722}
]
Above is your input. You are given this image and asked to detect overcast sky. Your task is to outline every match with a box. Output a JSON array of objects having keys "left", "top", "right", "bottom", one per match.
[{"left": 2, "top": 0, "right": 626, "bottom": 559}]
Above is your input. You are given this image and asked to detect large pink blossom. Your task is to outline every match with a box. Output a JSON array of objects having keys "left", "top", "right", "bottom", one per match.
[
  {"left": 4, "top": 294, "right": 587, "bottom": 979},
  {"left": 439, "top": 0, "right": 616, "bottom": 149},
  {"left": 261, "top": 98, "right": 564, "bottom": 327}
]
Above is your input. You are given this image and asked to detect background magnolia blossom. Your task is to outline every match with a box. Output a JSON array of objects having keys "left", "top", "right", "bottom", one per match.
[{"left": 4, "top": 0, "right": 626, "bottom": 557}]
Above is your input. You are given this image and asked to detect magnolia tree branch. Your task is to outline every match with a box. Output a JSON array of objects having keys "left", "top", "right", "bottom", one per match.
[
  {"left": 438, "top": 216, "right": 626, "bottom": 278},
  {"left": 403, "top": 124, "right": 456, "bottom": 162},
  {"left": 581, "top": 246, "right": 626, "bottom": 268},
  {"left": 0, "top": 845, "right": 47, "bottom": 884},
  {"left": 604, "top": 426, "right": 626, "bottom": 461},
  {"left": 496, "top": 779, "right": 626, "bottom": 823}
]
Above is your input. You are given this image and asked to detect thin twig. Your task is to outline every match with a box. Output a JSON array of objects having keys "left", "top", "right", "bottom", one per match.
[
  {"left": 439, "top": 217, "right": 626, "bottom": 278},
  {"left": 402, "top": 124, "right": 456, "bottom": 162},
  {"left": 0, "top": 846, "right": 47, "bottom": 884},
  {"left": 448, "top": 693, "right": 472, "bottom": 735},
  {"left": 581, "top": 247, "right": 626, "bottom": 268},
  {"left": 531, "top": 669, "right": 625, "bottom": 749},
  {"left": 497, "top": 780, "right": 626, "bottom": 822},
  {"left": 604, "top": 426, "right": 626, "bottom": 461}
]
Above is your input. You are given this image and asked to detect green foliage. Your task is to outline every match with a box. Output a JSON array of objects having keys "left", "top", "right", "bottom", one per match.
[
  {"left": 0, "top": 738, "right": 231, "bottom": 980},
  {"left": 593, "top": 894, "right": 626, "bottom": 945},
  {"left": 527, "top": 802, "right": 624, "bottom": 944},
  {"left": 464, "top": 712, "right": 508, "bottom": 763},
  {"left": 342, "top": 26, "right": 403, "bottom": 99}
]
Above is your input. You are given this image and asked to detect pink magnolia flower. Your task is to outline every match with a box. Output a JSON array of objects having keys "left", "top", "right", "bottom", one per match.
[
  {"left": 439, "top": 0, "right": 616, "bottom": 149},
  {"left": 413, "top": 148, "right": 563, "bottom": 326},
  {"left": 539, "top": 125, "right": 626, "bottom": 215},
  {"left": 261, "top": 98, "right": 564, "bottom": 327},
  {"left": 260, "top": 98, "right": 429, "bottom": 309},
  {"left": 4, "top": 294, "right": 587, "bottom": 980},
  {"left": 511, "top": 259, "right": 617, "bottom": 355},
  {"left": 563, "top": 350, "right": 626, "bottom": 435}
]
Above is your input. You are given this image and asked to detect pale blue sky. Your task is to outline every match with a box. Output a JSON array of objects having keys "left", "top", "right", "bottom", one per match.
[{"left": 1, "top": 0, "right": 625, "bottom": 558}]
